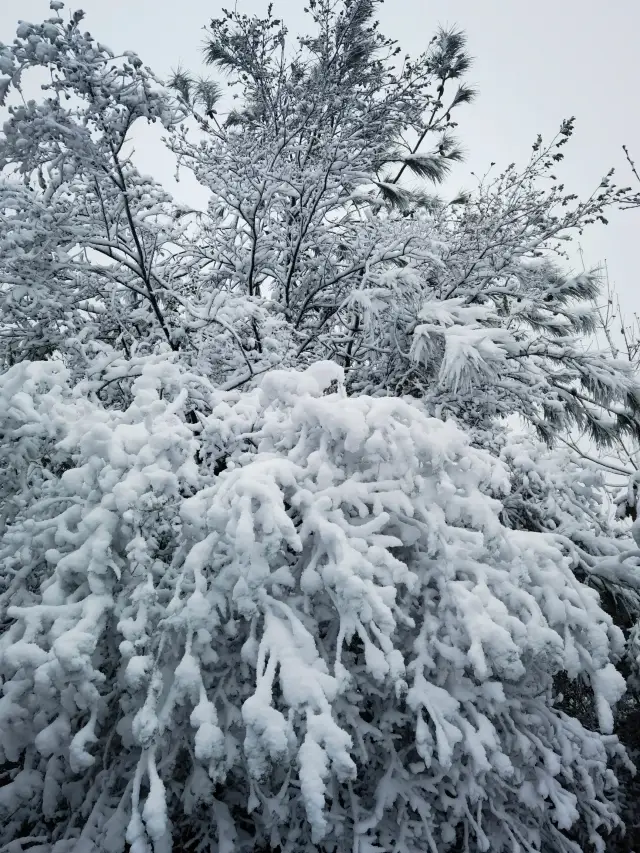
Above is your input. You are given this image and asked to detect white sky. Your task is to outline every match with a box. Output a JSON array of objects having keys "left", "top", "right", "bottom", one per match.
[{"left": 1, "top": 0, "right": 639, "bottom": 315}]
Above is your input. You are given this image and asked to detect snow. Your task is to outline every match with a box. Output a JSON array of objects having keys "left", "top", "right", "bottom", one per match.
[
  {"left": 0, "top": 2, "right": 638, "bottom": 851},
  {"left": 1, "top": 351, "right": 631, "bottom": 851}
]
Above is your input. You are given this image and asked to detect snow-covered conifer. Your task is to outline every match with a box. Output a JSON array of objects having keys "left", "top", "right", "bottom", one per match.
[{"left": 0, "top": 357, "right": 633, "bottom": 853}]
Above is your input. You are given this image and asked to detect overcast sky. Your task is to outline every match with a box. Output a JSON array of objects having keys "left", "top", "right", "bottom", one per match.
[{"left": 1, "top": 0, "right": 639, "bottom": 315}]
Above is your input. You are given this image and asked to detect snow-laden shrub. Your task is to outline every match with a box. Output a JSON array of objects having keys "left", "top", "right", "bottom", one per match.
[{"left": 0, "top": 356, "right": 630, "bottom": 853}]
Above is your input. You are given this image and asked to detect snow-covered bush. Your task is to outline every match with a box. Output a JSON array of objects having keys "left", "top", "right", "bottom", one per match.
[{"left": 0, "top": 356, "right": 633, "bottom": 853}]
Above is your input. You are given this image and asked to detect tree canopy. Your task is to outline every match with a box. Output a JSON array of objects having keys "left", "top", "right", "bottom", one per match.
[{"left": 1, "top": 3, "right": 640, "bottom": 853}]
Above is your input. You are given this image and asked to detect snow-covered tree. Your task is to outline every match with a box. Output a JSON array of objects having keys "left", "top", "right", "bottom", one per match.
[
  {"left": 0, "top": 355, "right": 634, "bottom": 853},
  {"left": 0, "top": 6, "right": 190, "bottom": 374},
  {"left": 2, "top": 3, "right": 640, "bottom": 853},
  {"left": 165, "top": 5, "right": 639, "bottom": 451}
]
